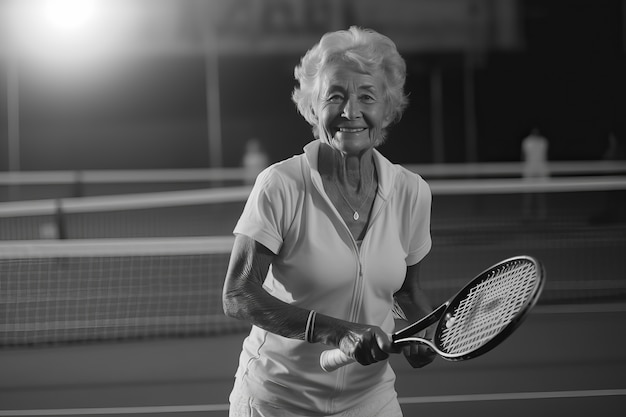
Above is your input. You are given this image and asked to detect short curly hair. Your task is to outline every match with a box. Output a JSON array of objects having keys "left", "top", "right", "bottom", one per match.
[{"left": 292, "top": 26, "right": 408, "bottom": 144}]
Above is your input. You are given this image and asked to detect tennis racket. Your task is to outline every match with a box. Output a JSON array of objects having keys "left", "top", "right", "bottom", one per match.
[{"left": 320, "top": 255, "right": 544, "bottom": 372}]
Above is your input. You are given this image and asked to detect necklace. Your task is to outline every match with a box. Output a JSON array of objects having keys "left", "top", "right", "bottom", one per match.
[{"left": 333, "top": 172, "right": 376, "bottom": 221}]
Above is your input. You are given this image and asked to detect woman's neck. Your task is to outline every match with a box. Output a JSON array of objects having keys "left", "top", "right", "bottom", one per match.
[{"left": 319, "top": 143, "right": 376, "bottom": 191}]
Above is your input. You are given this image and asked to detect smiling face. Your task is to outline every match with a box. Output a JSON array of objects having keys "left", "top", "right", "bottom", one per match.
[{"left": 316, "top": 63, "right": 391, "bottom": 156}]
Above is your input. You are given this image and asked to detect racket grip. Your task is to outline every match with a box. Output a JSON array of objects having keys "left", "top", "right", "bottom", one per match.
[{"left": 320, "top": 349, "right": 355, "bottom": 372}]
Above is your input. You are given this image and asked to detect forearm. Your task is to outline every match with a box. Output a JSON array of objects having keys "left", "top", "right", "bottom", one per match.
[
  {"left": 223, "top": 279, "right": 307, "bottom": 340},
  {"left": 223, "top": 278, "right": 350, "bottom": 347},
  {"left": 222, "top": 235, "right": 309, "bottom": 340}
]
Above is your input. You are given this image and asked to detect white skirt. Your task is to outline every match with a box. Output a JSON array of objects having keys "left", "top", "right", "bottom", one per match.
[{"left": 228, "top": 378, "right": 403, "bottom": 417}]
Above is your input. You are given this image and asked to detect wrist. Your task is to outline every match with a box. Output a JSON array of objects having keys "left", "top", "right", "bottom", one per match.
[{"left": 309, "top": 313, "right": 349, "bottom": 347}]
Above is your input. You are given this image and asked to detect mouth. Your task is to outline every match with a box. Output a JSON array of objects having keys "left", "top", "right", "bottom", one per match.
[{"left": 337, "top": 127, "right": 367, "bottom": 134}]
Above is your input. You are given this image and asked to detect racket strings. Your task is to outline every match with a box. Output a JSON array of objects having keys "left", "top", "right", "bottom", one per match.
[{"left": 438, "top": 260, "right": 538, "bottom": 355}]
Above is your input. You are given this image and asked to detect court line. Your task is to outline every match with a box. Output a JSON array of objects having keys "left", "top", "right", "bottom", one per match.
[
  {"left": 1, "top": 389, "right": 624, "bottom": 416},
  {"left": 398, "top": 388, "right": 626, "bottom": 404},
  {"left": 0, "top": 404, "right": 226, "bottom": 416}
]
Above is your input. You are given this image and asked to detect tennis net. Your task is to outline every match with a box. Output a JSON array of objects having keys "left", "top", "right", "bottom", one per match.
[
  {"left": 2, "top": 161, "right": 625, "bottom": 202},
  {"left": 0, "top": 176, "right": 625, "bottom": 346},
  {"left": 0, "top": 237, "right": 248, "bottom": 347},
  {"left": 422, "top": 176, "right": 626, "bottom": 306}
]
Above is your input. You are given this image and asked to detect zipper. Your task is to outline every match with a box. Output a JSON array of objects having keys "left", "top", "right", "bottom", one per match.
[
  {"left": 310, "top": 161, "right": 390, "bottom": 414},
  {"left": 330, "top": 194, "right": 389, "bottom": 411},
  {"left": 325, "top": 204, "right": 364, "bottom": 414}
]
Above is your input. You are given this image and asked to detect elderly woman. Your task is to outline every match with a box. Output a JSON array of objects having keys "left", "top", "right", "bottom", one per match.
[{"left": 223, "top": 26, "right": 436, "bottom": 417}]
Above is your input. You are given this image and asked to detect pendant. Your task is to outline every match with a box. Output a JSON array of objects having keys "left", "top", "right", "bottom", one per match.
[{"left": 353, "top": 211, "right": 359, "bottom": 221}]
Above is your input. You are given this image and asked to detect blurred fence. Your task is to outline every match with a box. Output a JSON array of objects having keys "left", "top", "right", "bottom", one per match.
[
  {"left": 2, "top": 161, "right": 625, "bottom": 201},
  {"left": 0, "top": 175, "right": 624, "bottom": 240}
]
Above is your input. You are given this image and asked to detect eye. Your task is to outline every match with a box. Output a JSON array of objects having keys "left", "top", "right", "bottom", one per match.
[
  {"left": 360, "top": 94, "right": 376, "bottom": 103},
  {"left": 326, "top": 93, "right": 344, "bottom": 103}
]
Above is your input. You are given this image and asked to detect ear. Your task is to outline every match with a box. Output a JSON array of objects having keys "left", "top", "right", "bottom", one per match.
[
  {"left": 307, "top": 104, "right": 319, "bottom": 126},
  {"left": 382, "top": 113, "right": 393, "bottom": 129}
]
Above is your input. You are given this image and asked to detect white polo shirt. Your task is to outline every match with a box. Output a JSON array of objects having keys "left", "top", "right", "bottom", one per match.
[{"left": 231, "top": 140, "right": 432, "bottom": 415}]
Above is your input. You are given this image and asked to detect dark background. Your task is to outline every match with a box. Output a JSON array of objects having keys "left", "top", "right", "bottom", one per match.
[{"left": 0, "top": 0, "right": 624, "bottom": 170}]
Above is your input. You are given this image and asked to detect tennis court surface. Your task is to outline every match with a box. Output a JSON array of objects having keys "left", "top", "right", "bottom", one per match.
[
  {"left": 1, "top": 173, "right": 625, "bottom": 416},
  {"left": 1, "top": 304, "right": 625, "bottom": 416}
]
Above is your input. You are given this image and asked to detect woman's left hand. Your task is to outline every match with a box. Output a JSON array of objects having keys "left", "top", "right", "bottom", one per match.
[{"left": 400, "top": 327, "right": 437, "bottom": 368}]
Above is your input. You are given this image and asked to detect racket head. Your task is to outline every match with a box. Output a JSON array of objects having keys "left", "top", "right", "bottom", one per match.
[{"left": 432, "top": 255, "right": 544, "bottom": 361}]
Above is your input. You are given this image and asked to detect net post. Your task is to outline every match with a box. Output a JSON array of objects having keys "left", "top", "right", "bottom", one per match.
[{"left": 55, "top": 199, "right": 67, "bottom": 240}]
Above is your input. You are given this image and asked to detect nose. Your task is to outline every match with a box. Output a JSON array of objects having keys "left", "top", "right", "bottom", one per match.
[{"left": 341, "top": 95, "right": 361, "bottom": 120}]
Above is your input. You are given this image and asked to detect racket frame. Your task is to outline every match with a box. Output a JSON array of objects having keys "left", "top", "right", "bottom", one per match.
[{"left": 392, "top": 255, "right": 545, "bottom": 361}]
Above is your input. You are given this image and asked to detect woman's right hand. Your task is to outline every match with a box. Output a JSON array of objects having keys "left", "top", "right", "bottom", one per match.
[{"left": 337, "top": 323, "right": 394, "bottom": 366}]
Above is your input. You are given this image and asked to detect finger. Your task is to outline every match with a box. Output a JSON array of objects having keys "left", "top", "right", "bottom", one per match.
[
  {"left": 354, "top": 347, "right": 376, "bottom": 365},
  {"left": 402, "top": 344, "right": 413, "bottom": 357},
  {"left": 403, "top": 343, "right": 435, "bottom": 368},
  {"left": 389, "top": 342, "right": 404, "bottom": 354},
  {"left": 355, "top": 334, "right": 391, "bottom": 365},
  {"left": 375, "top": 332, "right": 396, "bottom": 361},
  {"left": 375, "top": 332, "right": 396, "bottom": 353},
  {"left": 371, "top": 343, "right": 390, "bottom": 362}
]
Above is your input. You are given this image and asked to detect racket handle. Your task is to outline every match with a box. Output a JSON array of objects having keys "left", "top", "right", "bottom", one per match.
[{"left": 320, "top": 349, "right": 355, "bottom": 372}]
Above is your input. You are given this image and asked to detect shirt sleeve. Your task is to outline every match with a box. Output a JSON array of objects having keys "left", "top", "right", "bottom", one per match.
[
  {"left": 406, "top": 176, "right": 432, "bottom": 266},
  {"left": 233, "top": 167, "right": 289, "bottom": 255}
]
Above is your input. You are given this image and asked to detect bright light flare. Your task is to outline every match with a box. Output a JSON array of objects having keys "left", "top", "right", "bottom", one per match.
[
  {"left": 43, "top": 0, "right": 98, "bottom": 32},
  {"left": 7, "top": 0, "right": 139, "bottom": 71}
]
